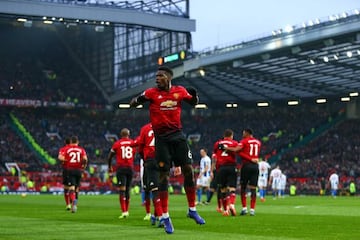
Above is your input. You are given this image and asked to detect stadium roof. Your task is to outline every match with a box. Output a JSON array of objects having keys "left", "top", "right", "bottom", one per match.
[{"left": 169, "top": 12, "right": 360, "bottom": 107}]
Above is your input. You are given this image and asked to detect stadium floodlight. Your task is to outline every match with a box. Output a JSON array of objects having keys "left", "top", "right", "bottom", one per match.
[
  {"left": 43, "top": 20, "right": 53, "bottom": 24},
  {"left": 287, "top": 100, "right": 299, "bottom": 106},
  {"left": 341, "top": 97, "right": 350, "bottom": 102},
  {"left": 309, "top": 59, "right": 315, "bottom": 64},
  {"left": 354, "top": 9, "right": 360, "bottom": 15},
  {"left": 357, "top": 50, "right": 360, "bottom": 55},
  {"left": 84, "top": 20, "right": 88, "bottom": 23},
  {"left": 42, "top": 16, "right": 47, "bottom": 20},
  {"left": 284, "top": 25, "right": 293, "bottom": 33},
  {"left": 323, "top": 56, "right": 329, "bottom": 62},
  {"left": 226, "top": 103, "right": 238, "bottom": 108},
  {"left": 308, "top": 20, "right": 314, "bottom": 26},
  {"left": 105, "top": 21, "right": 110, "bottom": 25},
  {"left": 199, "top": 69, "right": 205, "bottom": 77},
  {"left": 195, "top": 104, "right": 207, "bottom": 109},
  {"left": 257, "top": 102, "right": 269, "bottom": 107},
  {"left": 333, "top": 54, "right": 339, "bottom": 60},
  {"left": 314, "top": 18, "right": 321, "bottom": 24},
  {"left": 59, "top": 18, "right": 63, "bottom": 21},
  {"left": 341, "top": 12, "right": 348, "bottom": 18},
  {"left": 51, "top": 17, "right": 56, "bottom": 21},
  {"left": 118, "top": 104, "right": 130, "bottom": 108},
  {"left": 136, "top": 104, "right": 143, "bottom": 109},
  {"left": 346, "top": 51, "right": 353, "bottom": 58},
  {"left": 316, "top": 98, "right": 327, "bottom": 104},
  {"left": 17, "top": 18, "right": 27, "bottom": 22},
  {"left": 349, "top": 92, "right": 359, "bottom": 97}
]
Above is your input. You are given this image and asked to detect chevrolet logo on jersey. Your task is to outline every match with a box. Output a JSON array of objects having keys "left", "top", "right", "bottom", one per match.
[{"left": 160, "top": 100, "right": 177, "bottom": 109}]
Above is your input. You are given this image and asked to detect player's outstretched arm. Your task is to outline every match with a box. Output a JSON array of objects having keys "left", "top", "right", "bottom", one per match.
[
  {"left": 185, "top": 87, "right": 199, "bottom": 106},
  {"left": 129, "top": 94, "right": 147, "bottom": 107}
]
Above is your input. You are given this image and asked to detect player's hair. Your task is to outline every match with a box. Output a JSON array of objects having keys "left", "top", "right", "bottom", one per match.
[
  {"left": 200, "top": 148, "right": 208, "bottom": 153},
  {"left": 65, "top": 137, "right": 71, "bottom": 145},
  {"left": 158, "top": 66, "right": 173, "bottom": 77},
  {"left": 223, "top": 129, "right": 234, "bottom": 137},
  {"left": 70, "top": 136, "right": 79, "bottom": 144},
  {"left": 244, "top": 128, "right": 253, "bottom": 135},
  {"left": 121, "top": 128, "right": 130, "bottom": 137}
]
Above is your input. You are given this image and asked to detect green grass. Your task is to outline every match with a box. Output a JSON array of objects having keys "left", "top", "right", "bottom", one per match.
[{"left": 0, "top": 194, "right": 359, "bottom": 240}]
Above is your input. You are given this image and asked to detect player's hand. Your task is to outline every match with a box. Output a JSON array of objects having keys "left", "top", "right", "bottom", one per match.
[
  {"left": 218, "top": 143, "right": 225, "bottom": 150},
  {"left": 186, "top": 87, "right": 197, "bottom": 97},
  {"left": 174, "top": 166, "right": 182, "bottom": 176},
  {"left": 129, "top": 97, "right": 138, "bottom": 107}
]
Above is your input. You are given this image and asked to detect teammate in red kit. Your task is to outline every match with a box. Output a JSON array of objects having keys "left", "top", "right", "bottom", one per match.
[
  {"left": 136, "top": 123, "right": 163, "bottom": 225},
  {"left": 214, "top": 129, "right": 239, "bottom": 216},
  {"left": 58, "top": 136, "right": 88, "bottom": 213},
  {"left": 130, "top": 66, "right": 205, "bottom": 234},
  {"left": 58, "top": 137, "right": 71, "bottom": 210},
  {"left": 224, "top": 128, "right": 261, "bottom": 216},
  {"left": 107, "top": 128, "right": 136, "bottom": 219}
]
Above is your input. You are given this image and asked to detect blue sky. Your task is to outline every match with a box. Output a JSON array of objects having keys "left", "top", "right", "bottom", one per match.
[{"left": 190, "top": 0, "right": 360, "bottom": 51}]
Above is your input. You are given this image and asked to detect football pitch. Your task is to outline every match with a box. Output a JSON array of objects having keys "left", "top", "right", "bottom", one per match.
[{"left": 0, "top": 194, "right": 359, "bottom": 240}]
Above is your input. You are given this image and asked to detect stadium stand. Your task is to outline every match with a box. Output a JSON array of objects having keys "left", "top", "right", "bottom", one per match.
[{"left": 0, "top": 22, "right": 107, "bottom": 106}]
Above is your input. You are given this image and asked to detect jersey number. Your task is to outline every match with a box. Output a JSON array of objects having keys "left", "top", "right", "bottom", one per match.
[
  {"left": 249, "top": 143, "right": 259, "bottom": 156},
  {"left": 148, "top": 130, "right": 155, "bottom": 147},
  {"left": 121, "top": 146, "right": 133, "bottom": 159},
  {"left": 69, "top": 151, "right": 81, "bottom": 163}
]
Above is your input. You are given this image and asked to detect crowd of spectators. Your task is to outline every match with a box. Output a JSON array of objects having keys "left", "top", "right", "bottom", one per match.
[
  {"left": 0, "top": 21, "right": 107, "bottom": 106},
  {"left": 1, "top": 100, "right": 357, "bottom": 195},
  {"left": 280, "top": 118, "right": 360, "bottom": 194}
]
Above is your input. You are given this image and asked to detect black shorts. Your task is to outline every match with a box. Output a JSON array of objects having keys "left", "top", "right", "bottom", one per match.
[
  {"left": 143, "top": 159, "right": 159, "bottom": 191},
  {"left": 240, "top": 163, "right": 259, "bottom": 188},
  {"left": 210, "top": 170, "right": 218, "bottom": 189},
  {"left": 116, "top": 167, "right": 133, "bottom": 188},
  {"left": 62, "top": 168, "right": 70, "bottom": 186},
  {"left": 155, "top": 131, "right": 193, "bottom": 171},
  {"left": 217, "top": 165, "right": 237, "bottom": 189},
  {"left": 67, "top": 169, "right": 82, "bottom": 187}
]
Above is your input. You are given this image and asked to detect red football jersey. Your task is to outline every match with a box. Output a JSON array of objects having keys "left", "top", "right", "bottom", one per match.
[
  {"left": 58, "top": 145, "right": 70, "bottom": 169},
  {"left": 238, "top": 137, "right": 262, "bottom": 164},
  {"left": 137, "top": 123, "right": 155, "bottom": 161},
  {"left": 64, "top": 145, "right": 87, "bottom": 170},
  {"left": 111, "top": 137, "right": 136, "bottom": 168},
  {"left": 213, "top": 137, "right": 238, "bottom": 166},
  {"left": 142, "top": 85, "right": 193, "bottom": 135}
]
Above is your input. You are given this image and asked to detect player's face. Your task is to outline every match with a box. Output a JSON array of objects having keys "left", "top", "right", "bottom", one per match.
[{"left": 156, "top": 70, "right": 170, "bottom": 90}]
